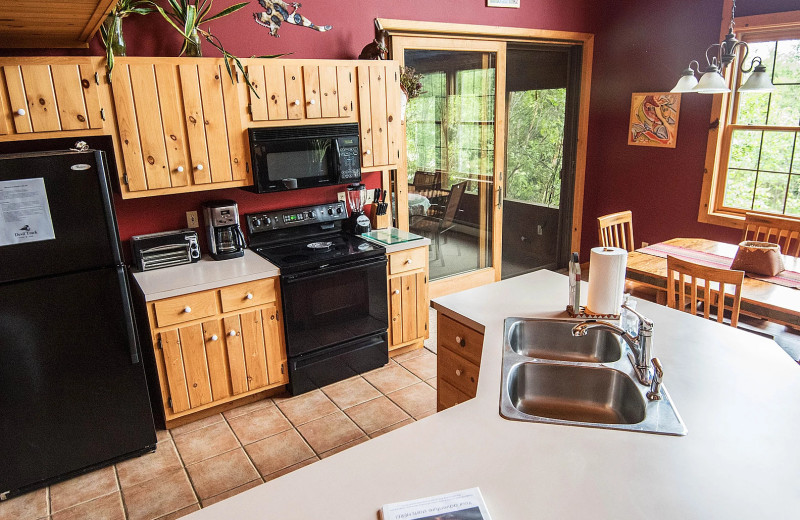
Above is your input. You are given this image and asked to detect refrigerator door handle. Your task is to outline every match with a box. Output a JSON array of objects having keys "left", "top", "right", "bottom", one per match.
[{"left": 116, "top": 268, "right": 141, "bottom": 365}]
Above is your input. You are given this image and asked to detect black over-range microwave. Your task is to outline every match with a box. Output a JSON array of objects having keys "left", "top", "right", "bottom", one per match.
[{"left": 246, "top": 122, "right": 362, "bottom": 193}]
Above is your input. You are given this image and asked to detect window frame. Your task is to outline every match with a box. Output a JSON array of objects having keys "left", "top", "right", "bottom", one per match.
[{"left": 698, "top": 8, "right": 800, "bottom": 228}]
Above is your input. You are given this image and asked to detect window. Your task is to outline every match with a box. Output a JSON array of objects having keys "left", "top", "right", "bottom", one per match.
[{"left": 699, "top": 11, "right": 800, "bottom": 227}]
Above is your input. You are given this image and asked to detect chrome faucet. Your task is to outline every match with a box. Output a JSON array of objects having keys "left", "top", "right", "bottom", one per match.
[{"left": 571, "top": 303, "right": 654, "bottom": 385}]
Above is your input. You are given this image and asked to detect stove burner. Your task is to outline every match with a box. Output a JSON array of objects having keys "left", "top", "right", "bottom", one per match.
[{"left": 307, "top": 241, "right": 334, "bottom": 250}]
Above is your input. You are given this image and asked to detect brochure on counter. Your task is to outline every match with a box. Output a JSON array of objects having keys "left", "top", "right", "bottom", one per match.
[{"left": 380, "top": 487, "right": 492, "bottom": 520}]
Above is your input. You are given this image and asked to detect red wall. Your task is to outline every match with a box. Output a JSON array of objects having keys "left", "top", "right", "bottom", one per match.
[{"left": 580, "top": 0, "right": 798, "bottom": 258}]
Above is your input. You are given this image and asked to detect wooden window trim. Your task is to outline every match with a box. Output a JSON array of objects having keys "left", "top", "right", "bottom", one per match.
[{"left": 698, "top": 5, "right": 800, "bottom": 229}]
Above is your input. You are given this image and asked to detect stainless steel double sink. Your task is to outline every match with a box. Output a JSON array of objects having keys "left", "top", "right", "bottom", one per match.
[{"left": 499, "top": 318, "right": 687, "bottom": 435}]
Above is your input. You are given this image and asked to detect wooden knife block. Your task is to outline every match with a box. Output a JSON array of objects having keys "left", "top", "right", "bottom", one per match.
[{"left": 369, "top": 203, "right": 391, "bottom": 230}]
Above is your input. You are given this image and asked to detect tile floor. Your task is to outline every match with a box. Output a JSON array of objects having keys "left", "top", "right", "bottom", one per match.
[{"left": 0, "top": 343, "right": 439, "bottom": 520}]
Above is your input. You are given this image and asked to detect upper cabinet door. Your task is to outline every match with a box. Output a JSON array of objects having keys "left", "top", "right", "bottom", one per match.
[
  {"left": 0, "top": 59, "right": 105, "bottom": 135},
  {"left": 356, "top": 61, "right": 402, "bottom": 168}
]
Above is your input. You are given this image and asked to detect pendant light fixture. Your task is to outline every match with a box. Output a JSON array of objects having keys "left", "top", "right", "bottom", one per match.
[{"left": 670, "top": 0, "right": 775, "bottom": 94}]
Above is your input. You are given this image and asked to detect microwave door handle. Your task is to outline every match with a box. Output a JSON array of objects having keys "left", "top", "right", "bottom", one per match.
[{"left": 332, "top": 138, "right": 342, "bottom": 176}]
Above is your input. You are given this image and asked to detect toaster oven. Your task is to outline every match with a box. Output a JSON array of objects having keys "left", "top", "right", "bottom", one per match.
[{"left": 130, "top": 229, "right": 200, "bottom": 271}]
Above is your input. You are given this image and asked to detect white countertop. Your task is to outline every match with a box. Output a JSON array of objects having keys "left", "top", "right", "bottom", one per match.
[
  {"left": 187, "top": 270, "right": 800, "bottom": 519},
  {"left": 131, "top": 250, "right": 280, "bottom": 301}
]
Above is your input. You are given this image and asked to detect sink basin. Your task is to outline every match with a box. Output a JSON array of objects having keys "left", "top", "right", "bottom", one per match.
[
  {"left": 506, "top": 318, "right": 622, "bottom": 363},
  {"left": 506, "top": 362, "right": 645, "bottom": 424}
]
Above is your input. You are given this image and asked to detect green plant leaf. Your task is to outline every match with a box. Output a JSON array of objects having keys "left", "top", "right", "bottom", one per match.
[{"left": 203, "top": 2, "right": 249, "bottom": 23}]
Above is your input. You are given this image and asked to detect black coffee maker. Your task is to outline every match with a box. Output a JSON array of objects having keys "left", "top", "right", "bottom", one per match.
[
  {"left": 346, "top": 183, "right": 371, "bottom": 234},
  {"left": 202, "top": 200, "right": 246, "bottom": 260}
]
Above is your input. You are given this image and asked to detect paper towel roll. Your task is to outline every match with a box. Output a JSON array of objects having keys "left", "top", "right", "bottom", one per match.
[{"left": 586, "top": 247, "right": 628, "bottom": 315}]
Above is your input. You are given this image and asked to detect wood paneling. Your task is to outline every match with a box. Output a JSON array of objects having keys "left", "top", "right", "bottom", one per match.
[
  {"left": 223, "top": 314, "right": 249, "bottom": 395},
  {"left": 202, "top": 319, "right": 232, "bottom": 400},
  {"left": 265, "top": 64, "right": 289, "bottom": 120},
  {"left": 303, "top": 66, "right": 322, "bottom": 118},
  {"left": 319, "top": 65, "right": 339, "bottom": 117},
  {"left": 368, "top": 64, "right": 389, "bottom": 166},
  {"left": 21, "top": 65, "right": 60, "bottom": 132},
  {"left": 129, "top": 63, "right": 171, "bottom": 190},
  {"left": 178, "top": 64, "right": 212, "bottom": 185},
  {"left": 0, "top": 0, "right": 116, "bottom": 49},
  {"left": 178, "top": 324, "right": 213, "bottom": 407},
  {"left": 337, "top": 66, "right": 355, "bottom": 118},
  {"left": 4, "top": 66, "right": 33, "bottom": 133},
  {"left": 263, "top": 305, "right": 287, "bottom": 385},
  {"left": 240, "top": 309, "right": 269, "bottom": 390},
  {"left": 248, "top": 65, "right": 268, "bottom": 121},
  {"left": 284, "top": 65, "right": 304, "bottom": 120},
  {"left": 50, "top": 65, "right": 89, "bottom": 131},
  {"left": 198, "top": 63, "right": 232, "bottom": 184},
  {"left": 159, "top": 329, "right": 191, "bottom": 414},
  {"left": 154, "top": 64, "right": 189, "bottom": 187}
]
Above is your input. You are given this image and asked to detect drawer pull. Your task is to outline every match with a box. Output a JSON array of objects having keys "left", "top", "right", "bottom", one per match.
[
  {"left": 183, "top": 306, "right": 191, "bottom": 314},
  {"left": 15, "top": 108, "right": 26, "bottom": 116},
  {"left": 210, "top": 334, "right": 218, "bottom": 341},
  {"left": 455, "top": 369, "right": 462, "bottom": 377},
  {"left": 245, "top": 293, "right": 254, "bottom": 300},
  {"left": 228, "top": 330, "right": 237, "bottom": 337},
  {"left": 456, "top": 335, "right": 465, "bottom": 347},
  {"left": 393, "top": 289, "right": 400, "bottom": 295}
]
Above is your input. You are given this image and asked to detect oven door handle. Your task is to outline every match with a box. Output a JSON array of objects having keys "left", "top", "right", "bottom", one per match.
[{"left": 283, "top": 256, "right": 387, "bottom": 283}]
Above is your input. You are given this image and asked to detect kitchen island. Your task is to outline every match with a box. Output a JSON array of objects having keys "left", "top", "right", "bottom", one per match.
[{"left": 188, "top": 270, "right": 800, "bottom": 519}]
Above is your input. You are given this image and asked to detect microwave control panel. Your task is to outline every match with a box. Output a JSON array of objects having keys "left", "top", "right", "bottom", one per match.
[
  {"left": 337, "top": 136, "right": 361, "bottom": 182},
  {"left": 246, "top": 201, "right": 347, "bottom": 235}
]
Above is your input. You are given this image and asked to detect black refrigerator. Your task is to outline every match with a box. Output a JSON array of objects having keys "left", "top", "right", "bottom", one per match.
[{"left": 0, "top": 148, "right": 156, "bottom": 500}]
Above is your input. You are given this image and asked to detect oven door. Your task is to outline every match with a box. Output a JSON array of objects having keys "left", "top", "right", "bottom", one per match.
[{"left": 280, "top": 256, "right": 388, "bottom": 357}]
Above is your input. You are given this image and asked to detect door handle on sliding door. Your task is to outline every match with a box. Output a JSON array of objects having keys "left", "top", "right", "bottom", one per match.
[{"left": 497, "top": 186, "right": 502, "bottom": 208}]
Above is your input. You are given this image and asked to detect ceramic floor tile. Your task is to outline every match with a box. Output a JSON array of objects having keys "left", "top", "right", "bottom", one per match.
[
  {"left": 227, "top": 406, "right": 293, "bottom": 445},
  {"left": 155, "top": 429, "right": 172, "bottom": 442},
  {"left": 319, "top": 435, "right": 368, "bottom": 458},
  {"left": 173, "top": 421, "right": 240, "bottom": 465},
  {"left": 168, "top": 414, "right": 224, "bottom": 437},
  {"left": 117, "top": 440, "right": 183, "bottom": 489},
  {"left": 263, "top": 457, "right": 318, "bottom": 483},
  {"left": 362, "top": 364, "right": 421, "bottom": 394},
  {"left": 244, "top": 429, "right": 315, "bottom": 477},
  {"left": 51, "top": 492, "right": 124, "bottom": 520},
  {"left": 121, "top": 468, "right": 196, "bottom": 520},
  {"left": 276, "top": 389, "right": 338, "bottom": 426},
  {"left": 391, "top": 347, "right": 428, "bottom": 363},
  {"left": 222, "top": 398, "right": 274, "bottom": 420},
  {"left": 344, "top": 396, "right": 410, "bottom": 435},
  {"left": 50, "top": 465, "right": 117, "bottom": 513},
  {"left": 369, "top": 418, "right": 416, "bottom": 438},
  {"left": 321, "top": 376, "right": 381, "bottom": 410},
  {"left": 154, "top": 504, "right": 200, "bottom": 520},
  {"left": 399, "top": 350, "right": 437, "bottom": 380},
  {"left": 426, "top": 377, "right": 437, "bottom": 389},
  {"left": 296, "top": 411, "right": 365, "bottom": 455},
  {"left": 200, "top": 479, "right": 261, "bottom": 508},
  {"left": 387, "top": 382, "right": 437, "bottom": 418},
  {"left": 0, "top": 487, "right": 48, "bottom": 520},
  {"left": 185, "top": 448, "right": 259, "bottom": 501}
]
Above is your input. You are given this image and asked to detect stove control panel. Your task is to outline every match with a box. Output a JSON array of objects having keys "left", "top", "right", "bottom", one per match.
[{"left": 246, "top": 201, "right": 347, "bottom": 235}]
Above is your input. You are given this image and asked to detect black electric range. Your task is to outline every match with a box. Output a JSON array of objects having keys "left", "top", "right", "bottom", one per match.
[{"left": 246, "top": 202, "right": 388, "bottom": 394}]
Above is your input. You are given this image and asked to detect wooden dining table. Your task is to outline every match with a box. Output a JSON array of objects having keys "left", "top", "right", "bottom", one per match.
[{"left": 626, "top": 237, "right": 800, "bottom": 328}]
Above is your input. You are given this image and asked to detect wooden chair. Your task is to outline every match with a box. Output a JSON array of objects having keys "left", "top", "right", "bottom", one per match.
[
  {"left": 410, "top": 181, "right": 467, "bottom": 265},
  {"left": 666, "top": 255, "right": 745, "bottom": 327},
  {"left": 598, "top": 210, "right": 635, "bottom": 252},
  {"left": 742, "top": 212, "right": 800, "bottom": 257},
  {"left": 410, "top": 170, "right": 442, "bottom": 193}
]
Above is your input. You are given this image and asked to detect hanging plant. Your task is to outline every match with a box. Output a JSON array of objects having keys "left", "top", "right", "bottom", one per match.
[
  {"left": 400, "top": 66, "right": 425, "bottom": 99},
  {"left": 100, "top": 0, "right": 154, "bottom": 80},
  {"left": 149, "top": 0, "right": 257, "bottom": 94}
]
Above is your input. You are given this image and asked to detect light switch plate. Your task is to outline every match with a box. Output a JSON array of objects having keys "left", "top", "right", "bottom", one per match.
[{"left": 186, "top": 211, "right": 199, "bottom": 228}]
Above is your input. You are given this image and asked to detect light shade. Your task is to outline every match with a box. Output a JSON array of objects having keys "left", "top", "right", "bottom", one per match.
[
  {"left": 739, "top": 65, "right": 775, "bottom": 93},
  {"left": 693, "top": 69, "right": 730, "bottom": 94},
  {"left": 671, "top": 69, "right": 699, "bottom": 93}
]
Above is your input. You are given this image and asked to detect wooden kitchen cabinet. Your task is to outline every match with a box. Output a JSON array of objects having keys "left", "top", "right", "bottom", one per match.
[
  {"left": 436, "top": 313, "right": 485, "bottom": 412},
  {"left": 111, "top": 58, "right": 251, "bottom": 198},
  {"left": 245, "top": 60, "right": 356, "bottom": 123},
  {"left": 0, "top": 57, "right": 107, "bottom": 138},
  {"left": 387, "top": 246, "right": 430, "bottom": 356},
  {"left": 356, "top": 61, "right": 402, "bottom": 169},
  {"left": 145, "top": 277, "right": 288, "bottom": 427}
]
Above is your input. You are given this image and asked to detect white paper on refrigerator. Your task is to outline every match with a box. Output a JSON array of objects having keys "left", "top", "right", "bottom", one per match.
[{"left": 0, "top": 178, "right": 56, "bottom": 247}]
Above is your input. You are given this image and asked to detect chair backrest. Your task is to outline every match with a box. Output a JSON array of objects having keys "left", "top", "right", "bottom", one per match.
[
  {"left": 440, "top": 181, "right": 467, "bottom": 230},
  {"left": 666, "top": 255, "right": 744, "bottom": 327},
  {"left": 412, "top": 170, "right": 442, "bottom": 190},
  {"left": 742, "top": 212, "right": 800, "bottom": 257},
  {"left": 598, "top": 210, "right": 635, "bottom": 252}
]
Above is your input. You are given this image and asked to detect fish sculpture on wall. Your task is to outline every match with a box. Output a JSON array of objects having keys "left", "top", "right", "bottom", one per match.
[{"left": 254, "top": 1, "right": 332, "bottom": 37}]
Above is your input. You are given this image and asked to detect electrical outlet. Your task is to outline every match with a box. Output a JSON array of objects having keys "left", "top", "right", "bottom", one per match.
[
  {"left": 337, "top": 191, "right": 346, "bottom": 202},
  {"left": 641, "top": 241, "right": 649, "bottom": 248},
  {"left": 365, "top": 191, "right": 375, "bottom": 204},
  {"left": 186, "top": 211, "right": 199, "bottom": 228},
  {"left": 537, "top": 224, "right": 543, "bottom": 235}
]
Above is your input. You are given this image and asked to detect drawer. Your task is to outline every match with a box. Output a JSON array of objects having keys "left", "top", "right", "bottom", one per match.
[
  {"left": 153, "top": 290, "right": 218, "bottom": 327},
  {"left": 437, "top": 378, "right": 472, "bottom": 412},
  {"left": 220, "top": 278, "right": 277, "bottom": 312},
  {"left": 389, "top": 247, "right": 427, "bottom": 275},
  {"left": 438, "top": 314, "right": 484, "bottom": 366},
  {"left": 438, "top": 345, "right": 479, "bottom": 397}
]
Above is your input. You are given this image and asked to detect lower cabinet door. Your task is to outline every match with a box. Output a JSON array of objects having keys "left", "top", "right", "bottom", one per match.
[
  {"left": 388, "top": 271, "right": 429, "bottom": 349},
  {"left": 223, "top": 314, "right": 250, "bottom": 395}
]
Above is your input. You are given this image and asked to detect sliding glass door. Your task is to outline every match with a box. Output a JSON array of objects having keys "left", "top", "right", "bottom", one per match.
[{"left": 393, "top": 37, "right": 506, "bottom": 295}]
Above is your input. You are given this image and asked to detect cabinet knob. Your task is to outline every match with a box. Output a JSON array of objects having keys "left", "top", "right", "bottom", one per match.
[
  {"left": 183, "top": 306, "right": 191, "bottom": 313},
  {"left": 308, "top": 99, "right": 316, "bottom": 105},
  {"left": 393, "top": 289, "right": 400, "bottom": 295},
  {"left": 456, "top": 336, "right": 465, "bottom": 347},
  {"left": 210, "top": 334, "right": 218, "bottom": 341},
  {"left": 195, "top": 164, "right": 204, "bottom": 171},
  {"left": 405, "top": 259, "right": 412, "bottom": 264},
  {"left": 176, "top": 166, "right": 185, "bottom": 173},
  {"left": 455, "top": 369, "right": 463, "bottom": 377},
  {"left": 228, "top": 330, "right": 237, "bottom": 337},
  {"left": 365, "top": 149, "right": 371, "bottom": 156},
  {"left": 15, "top": 108, "right": 26, "bottom": 116},
  {"left": 245, "top": 293, "right": 253, "bottom": 300},
  {"left": 293, "top": 99, "right": 301, "bottom": 106}
]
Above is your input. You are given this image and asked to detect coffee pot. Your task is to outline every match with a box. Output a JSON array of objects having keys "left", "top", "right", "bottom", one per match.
[{"left": 202, "top": 200, "right": 246, "bottom": 260}]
